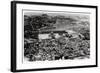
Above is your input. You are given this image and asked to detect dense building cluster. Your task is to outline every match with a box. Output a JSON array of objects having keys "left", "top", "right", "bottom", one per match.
[{"left": 24, "top": 32, "right": 90, "bottom": 61}]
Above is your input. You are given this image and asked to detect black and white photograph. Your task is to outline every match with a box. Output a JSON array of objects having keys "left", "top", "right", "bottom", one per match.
[
  {"left": 11, "top": 1, "right": 97, "bottom": 72},
  {"left": 24, "top": 11, "right": 90, "bottom": 62}
]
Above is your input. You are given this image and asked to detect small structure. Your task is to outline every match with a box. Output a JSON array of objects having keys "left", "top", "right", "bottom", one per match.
[{"left": 38, "top": 30, "right": 68, "bottom": 39}]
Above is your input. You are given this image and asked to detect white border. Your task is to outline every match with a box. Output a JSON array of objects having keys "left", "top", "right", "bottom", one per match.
[{"left": 16, "top": 3, "right": 96, "bottom": 70}]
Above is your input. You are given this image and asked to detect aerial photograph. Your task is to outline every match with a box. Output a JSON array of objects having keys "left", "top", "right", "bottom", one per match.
[{"left": 24, "top": 11, "right": 90, "bottom": 62}]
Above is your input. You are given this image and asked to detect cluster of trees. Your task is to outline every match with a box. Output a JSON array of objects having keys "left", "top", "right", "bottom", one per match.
[
  {"left": 24, "top": 14, "right": 57, "bottom": 39},
  {"left": 79, "top": 27, "right": 90, "bottom": 40}
]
